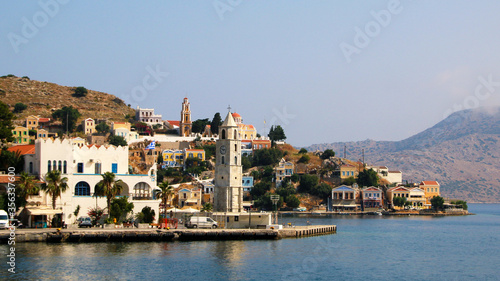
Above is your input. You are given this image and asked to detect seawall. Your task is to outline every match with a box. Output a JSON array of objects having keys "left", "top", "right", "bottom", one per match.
[{"left": 0, "top": 225, "right": 336, "bottom": 244}]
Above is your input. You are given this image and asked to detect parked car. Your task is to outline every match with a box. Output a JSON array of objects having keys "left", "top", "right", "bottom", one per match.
[
  {"left": 185, "top": 216, "right": 218, "bottom": 229},
  {"left": 78, "top": 217, "right": 92, "bottom": 228},
  {"left": 0, "top": 210, "right": 8, "bottom": 229}
]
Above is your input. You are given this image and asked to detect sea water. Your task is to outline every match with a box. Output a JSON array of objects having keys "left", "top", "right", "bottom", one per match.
[{"left": 2, "top": 204, "right": 499, "bottom": 281}]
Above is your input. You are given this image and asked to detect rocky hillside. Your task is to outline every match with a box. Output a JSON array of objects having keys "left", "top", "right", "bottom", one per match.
[
  {"left": 306, "top": 107, "right": 500, "bottom": 203},
  {"left": 0, "top": 75, "right": 135, "bottom": 124}
]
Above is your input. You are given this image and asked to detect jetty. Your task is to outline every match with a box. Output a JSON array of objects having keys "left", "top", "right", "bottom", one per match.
[{"left": 0, "top": 225, "right": 336, "bottom": 244}]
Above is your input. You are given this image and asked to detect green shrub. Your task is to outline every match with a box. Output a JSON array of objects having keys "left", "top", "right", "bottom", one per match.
[{"left": 73, "top": 86, "right": 88, "bottom": 97}]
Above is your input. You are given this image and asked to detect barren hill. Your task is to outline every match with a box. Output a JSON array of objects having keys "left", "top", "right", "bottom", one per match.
[
  {"left": 0, "top": 75, "right": 135, "bottom": 124},
  {"left": 306, "top": 107, "right": 500, "bottom": 203}
]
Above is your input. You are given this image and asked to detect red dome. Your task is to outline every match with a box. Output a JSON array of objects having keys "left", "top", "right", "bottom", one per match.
[{"left": 232, "top": 112, "right": 241, "bottom": 118}]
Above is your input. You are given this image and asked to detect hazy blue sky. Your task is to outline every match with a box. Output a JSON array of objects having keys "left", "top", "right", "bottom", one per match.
[{"left": 2, "top": 1, "right": 500, "bottom": 147}]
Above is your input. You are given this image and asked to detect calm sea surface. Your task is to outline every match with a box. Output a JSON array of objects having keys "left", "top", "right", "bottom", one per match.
[{"left": 2, "top": 203, "right": 500, "bottom": 281}]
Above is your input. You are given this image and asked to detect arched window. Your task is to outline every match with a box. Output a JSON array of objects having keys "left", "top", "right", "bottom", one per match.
[
  {"left": 234, "top": 130, "right": 237, "bottom": 139},
  {"left": 133, "top": 182, "right": 151, "bottom": 200},
  {"left": 58, "top": 161, "right": 62, "bottom": 172},
  {"left": 53, "top": 160, "right": 56, "bottom": 171},
  {"left": 48, "top": 160, "right": 51, "bottom": 172},
  {"left": 235, "top": 144, "right": 237, "bottom": 151},
  {"left": 221, "top": 156, "right": 225, "bottom": 165},
  {"left": 234, "top": 156, "right": 237, "bottom": 165},
  {"left": 63, "top": 161, "right": 67, "bottom": 174},
  {"left": 29, "top": 162, "right": 33, "bottom": 174},
  {"left": 221, "top": 129, "right": 226, "bottom": 139},
  {"left": 75, "top": 181, "right": 91, "bottom": 196}
]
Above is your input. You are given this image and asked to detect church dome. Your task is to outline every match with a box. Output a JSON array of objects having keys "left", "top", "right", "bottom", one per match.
[{"left": 232, "top": 112, "right": 241, "bottom": 118}]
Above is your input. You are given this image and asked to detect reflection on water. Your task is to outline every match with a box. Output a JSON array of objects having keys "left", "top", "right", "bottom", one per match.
[{"left": 3, "top": 204, "right": 499, "bottom": 281}]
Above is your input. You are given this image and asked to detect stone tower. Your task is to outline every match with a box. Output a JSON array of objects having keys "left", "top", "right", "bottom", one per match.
[
  {"left": 214, "top": 111, "right": 243, "bottom": 212},
  {"left": 180, "top": 97, "right": 192, "bottom": 137}
]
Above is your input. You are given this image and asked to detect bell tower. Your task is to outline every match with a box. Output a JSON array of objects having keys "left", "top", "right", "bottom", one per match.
[
  {"left": 214, "top": 110, "right": 243, "bottom": 212},
  {"left": 180, "top": 97, "right": 192, "bottom": 137}
]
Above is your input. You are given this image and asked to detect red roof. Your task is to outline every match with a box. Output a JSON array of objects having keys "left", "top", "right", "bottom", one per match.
[
  {"left": 388, "top": 186, "right": 409, "bottom": 192},
  {"left": 248, "top": 125, "right": 255, "bottom": 129},
  {"left": 38, "top": 118, "right": 51, "bottom": 123},
  {"left": 232, "top": 112, "right": 241, "bottom": 118},
  {"left": 7, "top": 145, "right": 35, "bottom": 155},
  {"left": 420, "top": 181, "right": 439, "bottom": 186},
  {"left": 0, "top": 175, "right": 19, "bottom": 184},
  {"left": 167, "top": 120, "right": 180, "bottom": 126},
  {"left": 252, "top": 140, "right": 271, "bottom": 143}
]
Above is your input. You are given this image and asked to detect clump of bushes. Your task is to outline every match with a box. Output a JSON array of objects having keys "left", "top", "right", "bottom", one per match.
[{"left": 73, "top": 86, "right": 88, "bottom": 97}]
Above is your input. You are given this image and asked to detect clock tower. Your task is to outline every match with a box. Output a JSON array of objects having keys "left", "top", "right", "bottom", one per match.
[{"left": 214, "top": 111, "right": 243, "bottom": 212}]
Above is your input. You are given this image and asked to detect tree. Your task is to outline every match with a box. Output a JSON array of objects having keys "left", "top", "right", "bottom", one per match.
[
  {"left": 342, "top": 176, "right": 356, "bottom": 186},
  {"left": 393, "top": 196, "right": 407, "bottom": 208},
  {"left": 73, "top": 86, "right": 88, "bottom": 97},
  {"left": 154, "top": 181, "right": 173, "bottom": 219},
  {"left": 290, "top": 173, "right": 300, "bottom": 183},
  {"left": 298, "top": 154, "right": 310, "bottom": 163},
  {"left": 52, "top": 106, "right": 81, "bottom": 133},
  {"left": 311, "top": 183, "right": 332, "bottom": 201},
  {"left": 210, "top": 112, "right": 222, "bottom": 135},
  {"left": 41, "top": 170, "right": 69, "bottom": 209},
  {"left": 136, "top": 206, "right": 155, "bottom": 223},
  {"left": 268, "top": 125, "right": 286, "bottom": 143},
  {"left": 108, "top": 135, "right": 127, "bottom": 146},
  {"left": 201, "top": 202, "right": 213, "bottom": 212},
  {"left": 298, "top": 148, "right": 308, "bottom": 154},
  {"left": 13, "top": 103, "right": 27, "bottom": 113},
  {"left": 285, "top": 195, "right": 301, "bottom": 209},
  {"left": 95, "top": 122, "right": 110, "bottom": 134},
  {"left": 192, "top": 118, "right": 210, "bottom": 133},
  {"left": 320, "top": 149, "right": 335, "bottom": 159},
  {"left": 17, "top": 172, "right": 39, "bottom": 202},
  {"left": 88, "top": 206, "right": 104, "bottom": 225},
  {"left": 250, "top": 181, "right": 271, "bottom": 198},
  {"left": 431, "top": 196, "right": 444, "bottom": 211},
  {"left": 109, "top": 196, "right": 134, "bottom": 222},
  {"left": 298, "top": 174, "right": 319, "bottom": 194},
  {"left": 252, "top": 148, "right": 283, "bottom": 166},
  {"left": 241, "top": 155, "right": 252, "bottom": 171},
  {"left": 95, "top": 172, "right": 124, "bottom": 217},
  {"left": 451, "top": 200, "right": 468, "bottom": 210},
  {"left": 0, "top": 148, "right": 24, "bottom": 172},
  {"left": 357, "top": 168, "right": 379, "bottom": 187},
  {"left": 0, "top": 101, "right": 14, "bottom": 143}
]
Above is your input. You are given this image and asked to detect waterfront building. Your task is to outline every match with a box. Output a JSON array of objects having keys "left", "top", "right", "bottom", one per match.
[
  {"left": 178, "top": 186, "right": 202, "bottom": 209},
  {"left": 18, "top": 138, "right": 159, "bottom": 226},
  {"left": 361, "top": 186, "right": 383, "bottom": 211},
  {"left": 408, "top": 187, "right": 426, "bottom": 209},
  {"left": 420, "top": 181, "right": 441, "bottom": 205},
  {"left": 331, "top": 185, "right": 360, "bottom": 211},
  {"left": 179, "top": 97, "right": 192, "bottom": 137},
  {"left": 387, "top": 186, "right": 410, "bottom": 209}
]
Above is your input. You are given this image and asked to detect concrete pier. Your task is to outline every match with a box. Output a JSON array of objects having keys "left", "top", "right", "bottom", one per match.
[{"left": 0, "top": 225, "right": 336, "bottom": 243}]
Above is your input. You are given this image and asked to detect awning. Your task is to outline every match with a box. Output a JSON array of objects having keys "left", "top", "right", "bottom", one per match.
[
  {"left": 26, "top": 208, "right": 63, "bottom": 216},
  {"left": 185, "top": 199, "right": 199, "bottom": 203}
]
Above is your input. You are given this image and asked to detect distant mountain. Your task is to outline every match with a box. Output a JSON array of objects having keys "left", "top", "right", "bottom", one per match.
[
  {"left": 306, "top": 108, "right": 500, "bottom": 203},
  {"left": 0, "top": 75, "right": 135, "bottom": 123}
]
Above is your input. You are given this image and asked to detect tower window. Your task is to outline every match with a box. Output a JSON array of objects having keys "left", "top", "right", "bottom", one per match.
[
  {"left": 221, "top": 156, "right": 225, "bottom": 164},
  {"left": 234, "top": 156, "right": 237, "bottom": 165},
  {"left": 235, "top": 144, "right": 237, "bottom": 151},
  {"left": 221, "top": 129, "right": 226, "bottom": 139}
]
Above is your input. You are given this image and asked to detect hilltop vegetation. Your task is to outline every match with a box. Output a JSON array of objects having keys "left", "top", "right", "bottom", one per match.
[{"left": 0, "top": 75, "right": 135, "bottom": 124}]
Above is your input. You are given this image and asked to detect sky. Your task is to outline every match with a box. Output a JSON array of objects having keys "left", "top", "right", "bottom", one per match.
[{"left": 2, "top": 1, "right": 500, "bottom": 147}]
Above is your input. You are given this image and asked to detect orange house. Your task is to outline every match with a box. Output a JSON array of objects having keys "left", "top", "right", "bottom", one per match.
[{"left": 420, "top": 181, "right": 441, "bottom": 205}]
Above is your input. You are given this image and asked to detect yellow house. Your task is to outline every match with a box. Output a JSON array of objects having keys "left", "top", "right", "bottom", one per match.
[
  {"left": 232, "top": 112, "right": 257, "bottom": 140},
  {"left": 420, "top": 181, "right": 441, "bottom": 205},
  {"left": 12, "top": 126, "right": 30, "bottom": 144},
  {"left": 36, "top": 128, "right": 49, "bottom": 140},
  {"left": 387, "top": 186, "right": 410, "bottom": 209},
  {"left": 340, "top": 164, "right": 358, "bottom": 179},
  {"left": 26, "top": 115, "right": 39, "bottom": 130},
  {"left": 162, "top": 149, "right": 185, "bottom": 167},
  {"left": 185, "top": 149, "right": 205, "bottom": 161}
]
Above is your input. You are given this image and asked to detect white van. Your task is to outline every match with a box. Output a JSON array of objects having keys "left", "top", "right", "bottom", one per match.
[
  {"left": 0, "top": 210, "right": 9, "bottom": 229},
  {"left": 185, "top": 216, "right": 218, "bottom": 229}
]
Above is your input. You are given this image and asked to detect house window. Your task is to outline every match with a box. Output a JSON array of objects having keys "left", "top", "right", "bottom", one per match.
[
  {"left": 58, "top": 161, "right": 62, "bottom": 172},
  {"left": 48, "top": 160, "right": 51, "bottom": 172},
  {"left": 29, "top": 162, "right": 33, "bottom": 174},
  {"left": 63, "top": 161, "right": 67, "bottom": 174},
  {"left": 234, "top": 216, "right": 239, "bottom": 221},
  {"left": 198, "top": 153, "right": 202, "bottom": 159},
  {"left": 95, "top": 163, "right": 101, "bottom": 174},
  {"left": 77, "top": 163, "right": 84, "bottom": 173},
  {"left": 75, "top": 181, "right": 91, "bottom": 196},
  {"left": 53, "top": 160, "right": 56, "bottom": 170},
  {"left": 112, "top": 163, "right": 117, "bottom": 173}
]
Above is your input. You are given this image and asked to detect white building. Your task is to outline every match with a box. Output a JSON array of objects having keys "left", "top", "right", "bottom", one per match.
[
  {"left": 23, "top": 138, "right": 159, "bottom": 226},
  {"left": 366, "top": 165, "right": 403, "bottom": 185},
  {"left": 135, "top": 106, "right": 163, "bottom": 126}
]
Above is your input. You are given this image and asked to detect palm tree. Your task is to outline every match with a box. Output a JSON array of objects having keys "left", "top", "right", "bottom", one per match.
[
  {"left": 17, "top": 171, "right": 39, "bottom": 202},
  {"left": 41, "top": 170, "right": 68, "bottom": 209},
  {"left": 95, "top": 172, "right": 124, "bottom": 216},
  {"left": 154, "top": 181, "right": 174, "bottom": 219}
]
